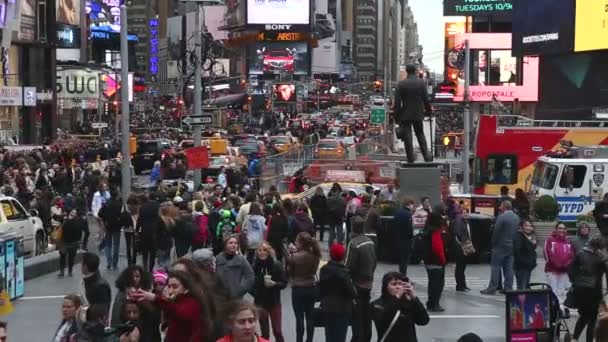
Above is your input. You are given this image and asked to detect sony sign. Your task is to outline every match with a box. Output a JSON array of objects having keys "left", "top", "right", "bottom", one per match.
[
  {"left": 265, "top": 24, "right": 292, "bottom": 31},
  {"left": 56, "top": 69, "right": 100, "bottom": 99}
]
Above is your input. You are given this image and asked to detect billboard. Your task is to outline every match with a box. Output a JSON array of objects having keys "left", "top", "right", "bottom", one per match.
[
  {"left": 443, "top": 0, "right": 512, "bottom": 16},
  {"left": 273, "top": 83, "right": 296, "bottom": 102},
  {"left": 536, "top": 51, "right": 608, "bottom": 119},
  {"left": 20, "top": 0, "right": 36, "bottom": 41},
  {"left": 248, "top": 41, "right": 309, "bottom": 75},
  {"left": 247, "top": 0, "right": 310, "bottom": 26},
  {"left": 452, "top": 33, "right": 539, "bottom": 102},
  {"left": 574, "top": 0, "right": 608, "bottom": 52},
  {"left": 312, "top": 0, "right": 338, "bottom": 74},
  {"left": 86, "top": 0, "right": 124, "bottom": 33},
  {"left": 56, "top": 23, "right": 81, "bottom": 48},
  {"left": 511, "top": 0, "right": 575, "bottom": 56},
  {"left": 57, "top": 0, "right": 80, "bottom": 26}
]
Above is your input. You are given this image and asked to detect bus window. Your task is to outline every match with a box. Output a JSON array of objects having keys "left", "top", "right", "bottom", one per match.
[
  {"left": 559, "top": 165, "right": 587, "bottom": 189},
  {"left": 486, "top": 154, "right": 517, "bottom": 184}
]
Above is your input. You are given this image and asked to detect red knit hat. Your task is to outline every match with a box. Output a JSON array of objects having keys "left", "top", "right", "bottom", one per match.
[{"left": 329, "top": 243, "right": 346, "bottom": 261}]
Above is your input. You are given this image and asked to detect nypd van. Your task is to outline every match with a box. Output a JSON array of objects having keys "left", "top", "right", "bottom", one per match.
[{"left": 530, "top": 143, "right": 608, "bottom": 222}]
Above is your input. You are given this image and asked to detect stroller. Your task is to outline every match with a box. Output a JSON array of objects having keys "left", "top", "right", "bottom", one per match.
[{"left": 507, "top": 283, "right": 572, "bottom": 342}]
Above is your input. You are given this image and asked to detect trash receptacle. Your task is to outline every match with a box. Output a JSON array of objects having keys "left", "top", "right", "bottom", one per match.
[{"left": 466, "top": 213, "right": 495, "bottom": 264}]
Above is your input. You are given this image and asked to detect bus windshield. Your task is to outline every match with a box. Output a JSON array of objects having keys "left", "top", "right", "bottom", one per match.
[{"left": 532, "top": 161, "right": 559, "bottom": 190}]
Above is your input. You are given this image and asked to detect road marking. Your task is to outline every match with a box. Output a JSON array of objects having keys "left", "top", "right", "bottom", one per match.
[
  {"left": 20, "top": 295, "right": 65, "bottom": 300},
  {"left": 429, "top": 315, "right": 501, "bottom": 319}
]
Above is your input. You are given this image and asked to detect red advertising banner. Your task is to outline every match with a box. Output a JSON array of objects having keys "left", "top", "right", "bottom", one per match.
[{"left": 184, "top": 146, "right": 209, "bottom": 170}]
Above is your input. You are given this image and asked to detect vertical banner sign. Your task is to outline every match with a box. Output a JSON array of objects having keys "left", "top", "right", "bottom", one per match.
[
  {"left": 184, "top": 146, "right": 210, "bottom": 170},
  {"left": 149, "top": 18, "right": 159, "bottom": 76}
]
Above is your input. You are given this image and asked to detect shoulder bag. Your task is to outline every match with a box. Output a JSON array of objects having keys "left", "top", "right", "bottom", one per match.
[{"left": 380, "top": 309, "right": 401, "bottom": 342}]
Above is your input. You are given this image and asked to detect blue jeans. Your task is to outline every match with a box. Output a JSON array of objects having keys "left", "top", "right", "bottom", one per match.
[
  {"left": 292, "top": 286, "right": 316, "bottom": 342},
  {"left": 104, "top": 230, "right": 121, "bottom": 269},
  {"left": 514, "top": 269, "right": 532, "bottom": 290},
  {"left": 488, "top": 251, "right": 514, "bottom": 291},
  {"left": 324, "top": 317, "right": 349, "bottom": 342},
  {"left": 328, "top": 223, "right": 344, "bottom": 248}
]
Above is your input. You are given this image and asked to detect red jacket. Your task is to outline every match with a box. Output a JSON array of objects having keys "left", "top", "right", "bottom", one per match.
[
  {"left": 155, "top": 293, "right": 203, "bottom": 342},
  {"left": 431, "top": 229, "right": 447, "bottom": 266}
]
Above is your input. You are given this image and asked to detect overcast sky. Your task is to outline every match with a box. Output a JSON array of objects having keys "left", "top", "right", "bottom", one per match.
[{"left": 408, "top": 0, "right": 444, "bottom": 74}]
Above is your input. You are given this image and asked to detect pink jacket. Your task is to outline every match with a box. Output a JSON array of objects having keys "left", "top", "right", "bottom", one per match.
[{"left": 543, "top": 231, "right": 575, "bottom": 273}]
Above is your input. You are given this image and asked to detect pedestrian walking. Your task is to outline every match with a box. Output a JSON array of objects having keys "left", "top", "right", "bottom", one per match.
[
  {"left": 371, "top": 272, "right": 429, "bottom": 342},
  {"left": 122, "top": 195, "right": 140, "bottom": 266},
  {"left": 80, "top": 252, "right": 112, "bottom": 317},
  {"left": 157, "top": 202, "right": 177, "bottom": 268},
  {"left": 512, "top": 188, "right": 530, "bottom": 220},
  {"left": 309, "top": 187, "right": 327, "bottom": 241},
  {"left": 99, "top": 189, "right": 123, "bottom": 271},
  {"left": 217, "top": 301, "right": 270, "bottom": 342},
  {"left": 481, "top": 200, "right": 520, "bottom": 295},
  {"left": 319, "top": 243, "right": 357, "bottom": 342},
  {"left": 267, "top": 204, "right": 289, "bottom": 262},
  {"left": 216, "top": 235, "right": 255, "bottom": 300},
  {"left": 326, "top": 185, "right": 346, "bottom": 247},
  {"left": 58, "top": 208, "right": 86, "bottom": 277},
  {"left": 394, "top": 197, "right": 415, "bottom": 276},
  {"left": 137, "top": 193, "right": 161, "bottom": 272},
  {"left": 593, "top": 193, "right": 608, "bottom": 237},
  {"left": 450, "top": 203, "right": 471, "bottom": 292},
  {"left": 422, "top": 212, "right": 447, "bottom": 312},
  {"left": 544, "top": 222, "right": 574, "bottom": 308},
  {"left": 110, "top": 265, "right": 152, "bottom": 327},
  {"left": 346, "top": 216, "right": 377, "bottom": 342},
  {"left": 571, "top": 221, "right": 592, "bottom": 255},
  {"left": 287, "top": 232, "right": 321, "bottom": 342},
  {"left": 568, "top": 236, "right": 608, "bottom": 342},
  {"left": 243, "top": 203, "right": 267, "bottom": 264},
  {"left": 251, "top": 242, "right": 287, "bottom": 342},
  {"left": 513, "top": 220, "right": 537, "bottom": 290},
  {"left": 52, "top": 294, "right": 81, "bottom": 342}
]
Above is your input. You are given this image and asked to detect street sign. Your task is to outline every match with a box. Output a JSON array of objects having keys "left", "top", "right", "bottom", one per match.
[
  {"left": 182, "top": 114, "right": 213, "bottom": 126},
  {"left": 370, "top": 107, "right": 386, "bottom": 124},
  {"left": 91, "top": 122, "right": 108, "bottom": 129}
]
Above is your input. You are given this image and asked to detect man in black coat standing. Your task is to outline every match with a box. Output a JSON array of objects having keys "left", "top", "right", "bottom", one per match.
[
  {"left": 393, "top": 64, "right": 433, "bottom": 163},
  {"left": 81, "top": 252, "right": 111, "bottom": 316},
  {"left": 393, "top": 197, "right": 415, "bottom": 276},
  {"left": 137, "top": 193, "right": 161, "bottom": 272}
]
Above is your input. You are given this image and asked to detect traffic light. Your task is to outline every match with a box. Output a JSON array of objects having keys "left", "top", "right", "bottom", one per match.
[{"left": 373, "top": 80, "right": 383, "bottom": 93}]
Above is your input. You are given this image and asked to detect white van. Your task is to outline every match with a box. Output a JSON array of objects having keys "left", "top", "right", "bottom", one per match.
[{"left": 0, "top": 196, "right": 46, "bottom": 256}]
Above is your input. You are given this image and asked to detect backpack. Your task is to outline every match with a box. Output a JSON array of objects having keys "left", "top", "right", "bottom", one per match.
[
  {"left": 193, "top": 214, "right": 209, "bottom": 245},
  {"left": 546, "top": 239, "right": 574, "bottom": 271},
  {"left": 217, "top": 219, "right": 236, "bottom": 242}
]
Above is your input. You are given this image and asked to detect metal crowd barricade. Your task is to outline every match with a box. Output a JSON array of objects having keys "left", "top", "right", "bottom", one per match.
[{"left": 258, "top": 144, "right": 317, "bottom": 194}]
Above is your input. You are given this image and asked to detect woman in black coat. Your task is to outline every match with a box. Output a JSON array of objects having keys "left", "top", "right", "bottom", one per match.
[
  {"left": 371, "top": 272, "right": 429, "bottom": 342},
  {"left": 267, "top": 204, "right": 289, "bottom": 262},
  {"left": 513, "top": 220, "right": 537, "bottom": 290},
  {"left": 251, "top": 242, "right": 287, "bottom": 342},
  {"left": 319, "top": 243, "right": 357, "bottom": 342},
  {"left": 568, "top": 236, "right": 608, "bottom": 342},
  {"left": 59, "top": 208, "right": 87, "bottom": 277}
]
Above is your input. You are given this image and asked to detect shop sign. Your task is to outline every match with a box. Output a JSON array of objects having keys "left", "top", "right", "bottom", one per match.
[
  {"left": 56, "top": 69, "right": 99, "bottom": 99},
  {"left": 23, "top": 87, "right": 36, "bottom": 106},
  {"left": 0, "top": 87, "right": 21, "bottom": 106}
]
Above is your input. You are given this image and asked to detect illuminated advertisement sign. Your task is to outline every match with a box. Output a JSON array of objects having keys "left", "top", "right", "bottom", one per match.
[
  {"left": 86, "top": 0, "right": 124, "bottom": 33},
  {"left": 56, "top": 23, "right": 81, "bottom": 48},
  {"left": 443, "top": 0, "right": 512, "bottom": 16},
  {"left": 149, "top": 19, "right": 159, "bottom": 76},
  {"left": 247, "top": 0, "right": 310, "bottom": 28},
  {"left": 444, "top": 19, "right": 466, "bottom": 86},
  {"left": 452, "top": 33, "right": 539, "bottom": 102},
  {"left": 574, "top": 0, "right": 608, "bottom": 52},
  {"left": 248, "top": 41, "right": 309, "bottom": 75},
  {"left": 273, "top": 83, "right": 296, "bottom": 102},
  {"left": 512, "top": 0, "right": 574, "bottom": 56}
]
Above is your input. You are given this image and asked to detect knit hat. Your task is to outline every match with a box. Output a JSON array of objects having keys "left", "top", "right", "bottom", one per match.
[
  {"left": 192, "top": 248, "right": 215, "bottom": 269},
  {"left": 152, "top": 270, "right": 168, "bottom": 285},
  {"left": 457, "top": 333, "right": 483, "bottom": 342},
  {"left": 329, "top": 243, "right": 346, "bottom": 261}
]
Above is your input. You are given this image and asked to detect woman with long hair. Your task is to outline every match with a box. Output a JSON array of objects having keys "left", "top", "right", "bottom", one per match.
[
  {"left": 52, "top": 294, "right": 81, "bottom": 342},
  {"left": 157, "top": 202, "right": 178, "bottom": 268},
  {"left": 423, "top": 212, "right": 447, "bottom": 312},
  {"left": 513, "top": 220, "right": 537, "bottom": 290},
  {"left": 252, "top": 242, "right": 287, "bottom": 342},
  {"left": 568, "top": 236, "right": 608, "bottom": 341},
  {"left": 287, "top": 232, "right": 321, "bottom": 342},
  {"left": 132, "top": 270, "right": 210, "bottom": 342},
  {"left": 217, "top": 301, "right": 269, "bottom": 342},
  {"left": 267, "top": 204, "right": 289, "bottom": 262},
  {"left": 111, "top": 265, "right": 152, "bottom": 327}
]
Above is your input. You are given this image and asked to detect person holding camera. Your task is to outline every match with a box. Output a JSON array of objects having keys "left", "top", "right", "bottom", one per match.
[{"left": 371, "top": 272, "right": 429, "bottom": 342}]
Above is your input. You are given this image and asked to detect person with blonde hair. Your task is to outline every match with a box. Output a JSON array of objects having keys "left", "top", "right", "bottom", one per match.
[{"left": 251, "top": 242, "right": 287, "bottom": 342}]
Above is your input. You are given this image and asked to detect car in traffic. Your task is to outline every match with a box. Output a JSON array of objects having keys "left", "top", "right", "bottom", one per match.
[
  {"left": 133, "top": 139, "right": 174, "bottom": 174},
  {"left": 316, "top": 139, "right": 346, "bottom": 159},
  {"left": 0, "top": 196, "right": 46, "bottom": 256},
  {"left": 269, "top": 135, "right": 298, "bottom": 153},
  {"left": 262, "top": 49, "right": 295, "bottom": 73}
]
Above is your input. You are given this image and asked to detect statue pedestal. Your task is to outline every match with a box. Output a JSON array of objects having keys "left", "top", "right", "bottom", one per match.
[{"left": 396, "top": 162, "right": 442, "bottom": 206}]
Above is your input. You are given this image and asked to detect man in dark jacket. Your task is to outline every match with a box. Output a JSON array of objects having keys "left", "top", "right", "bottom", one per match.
[
  {"left": 450, "top": 205, "right": 470, "bottom": 292},
  {"left": 594, "top": 193, "right": 608, "bottom": 237},
  {"left": 393, "top": 197, "right": 415, "bottom": 276},
  {"left": 137, "top": 193, "right": 161, "bottom": 272},
  {"left": 346, "top": 217, "right": 377, "bottom": 342},
  {"left": 393, "top": 64, "right": 433, "bottom": 163},
  {"left": 309, "top": 187, "right": 327, "bottom": 241},
  {"left": 99, "top": 189, "right": 123, "bottom": 270},
  {"left": 81, "top": 252, "right": 111, "bottom": 316},
  {"left": 326, "top": 191, "right": 346, "bottom": 248}
]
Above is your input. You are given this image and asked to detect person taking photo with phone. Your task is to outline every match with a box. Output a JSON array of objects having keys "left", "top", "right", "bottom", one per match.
[{"left": 371, "top": 272, "right": 429, "bottom": 342}]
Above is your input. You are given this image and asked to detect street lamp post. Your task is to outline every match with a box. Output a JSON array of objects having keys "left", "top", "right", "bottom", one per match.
[
  {"left": 119, "top": 5, "right": 131, "bottom": 203},
  {"left": 192, "top": 3, "right": 203, "bottom": 190}
]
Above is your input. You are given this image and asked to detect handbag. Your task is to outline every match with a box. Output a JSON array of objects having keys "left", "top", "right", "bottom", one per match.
[
  {"left": 52, "top": 226, "right": 63, "bottom": 242},
  {"left": 461, "top": 239, "right": 476, "bottom": 256},
  {"left": 380, "top": 310, "right": 401, "bottom": 342}
]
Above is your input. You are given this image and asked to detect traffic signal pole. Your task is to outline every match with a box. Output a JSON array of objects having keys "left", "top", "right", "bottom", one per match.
[
  {"left": 193, "top": 4, "right": 203, "bottom": 190},
  {"left": 463, "top": 39, "right": 471, "bottom": 193},
  {"left": 120, "top": 5, "right": 131, "bottom": 202}
]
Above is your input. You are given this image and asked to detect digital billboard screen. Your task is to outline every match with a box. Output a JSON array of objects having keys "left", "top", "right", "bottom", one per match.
[
  {"left": 57, "top": 0, "right": 80, "bottom": 26},
  {"left": 273, "top": 83, "right": 296, "bottom": 102},
  {"left": 536, "top": 51, "right": 608, "bottom": 119},
  {"left": 248, "top": 41, "right": 309, "bottom": 75},
  {"left": 247, "top": 0, "right": 310, "bottom": 26},
  {"left": 443, "top": 0, "right": 513, "bottom": 16},
  {"left": 86, "top": 0, "right": 124, "bottom": 33},
  {"left": 574, "top": 0, "right": 608, "bottom": 52},
  {"left": 511, "top": 0, "right": 575, "bottom": 56}
]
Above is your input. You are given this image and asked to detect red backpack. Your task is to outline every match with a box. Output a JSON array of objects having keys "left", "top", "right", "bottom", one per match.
[{"left": 193, "top": 214, "right": 209, "bottom": 245}]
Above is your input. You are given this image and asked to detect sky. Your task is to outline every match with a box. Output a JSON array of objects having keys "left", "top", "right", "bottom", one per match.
[{"left": 408, "top": 0, "right": 445, "bottom": 74}]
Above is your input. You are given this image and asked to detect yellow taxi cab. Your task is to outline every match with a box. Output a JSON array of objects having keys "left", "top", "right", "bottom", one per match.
[
  {"left": 269, "top": 135, "right": 297, "bottom": 153},
  {"left": 316, "top": 139, "right": 346, "bottom": 159}
]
